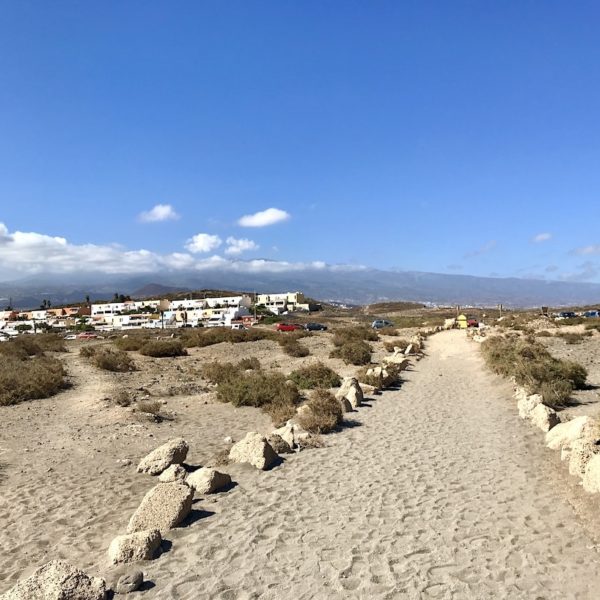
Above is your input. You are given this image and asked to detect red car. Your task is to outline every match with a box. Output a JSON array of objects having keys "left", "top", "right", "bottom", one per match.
[
  {"left": 275, "top": 323, "right": 304, "bottom": 332},
  {"left": 77, "top": 332, "right": 98, "bottom": 339}
]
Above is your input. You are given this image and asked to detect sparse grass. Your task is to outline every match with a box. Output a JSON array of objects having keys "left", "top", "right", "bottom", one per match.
[
  {"left": 330, "top": 340, "right": 372, "bottom": 365},
  {"left": 377, "top": 327, "right": 398, "bottom": 336},
  {"left": 288, "top": 362, "right": 341, "bottom": 389},
  {"left": 555, "top": 331, "right": 592, "bottom": 345},
  {"left": 295, "top": 389, "right": 343, "bottom": 434},
  {"left": 238, "top": 356, "right": 261, "bottom": 370},
  {"left": 585, "top": 322, "right": 600, "bottom": 332},
  {"left": 182, "top": 327, "right": 275, "bottom": 348},
  {"left": 201, "top": 361, "right": 242, "bottom": 385},
  {"left": 481, "top": 335, "right": 587, "bottom": 406},
  {"left": 535, "top": 330, "right": 554, "bottom": 338},
  {"left": 81, "top": 346, "right": 136, "bottom": 372},
  {"left": 140, "top": 339, "right": 187, "bottom": 358},
  {"left": 279, "top": 335, "right": 310, "bottom": 357},
  {"left": 114, "top": 336, "right": 149, "bottom": 351},
  {"left": 0, "top": 354, "right": 67, "bottom": 406}
]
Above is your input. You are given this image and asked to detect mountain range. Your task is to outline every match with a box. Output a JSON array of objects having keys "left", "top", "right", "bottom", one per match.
[{"left": 1, "top": 267, "right": 600, "bottom": 309}]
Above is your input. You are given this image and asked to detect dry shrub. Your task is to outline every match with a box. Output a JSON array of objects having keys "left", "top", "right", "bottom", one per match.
[
  {"left": 332, "top": 326, "right": 378, "bottom": 347},
  {"left": 182, "top": 327, "right": 275, "bottom": 348},
  {"left": 535, "top": 330, "right": 554, "bottom": 338},
  {"left": 279, "top": 336, "right": 310, "bottom": 357},
  {"left": 201, "top": 361, "right": 241, "bottom": 385},
  {"left": 378, "top": 326, "right": 398, "bottom": 336},
  {"left": 81, "top": 347, "right": 136, "bottom": 372},
  {"left": 113, "top": 389, "right": 132, "bottom": 407},
  {"left": 384, "top": 338, "right": 409, "bottom": 353},
  {"left": 295, "top": 389, "right": 343, "bottom": 434},
  {"left": 238, "top": 356, "right": 261, "bottom": 370},
  {"left": 137, "top": 399, "right": 161, "bottom": 414},
  {"left": 0, "top": 354, "right": 67, "bottom": 406},
  {"left": 114, "top": 336, "right": 148, "bottom": 351},
  {"left": 356, "top": 366, "right": 383, "bottom": 390},
  {"left": 288, "top": 362, "right": 341, "bottom": 389},
  {"left": 0, "top": 336, "right": 43, "bottom": 359},
  {"left": 36, "top": 334, "right": 67, "bottom": 353},
  {"left": 330, "top": 340, "right": 372, "bottom": 365},
  {"left": 481, "top": 335, "right": 587, "bottom": 407},
  {"left": 140, "top": 339, "right": 187, "bottom": 357}
]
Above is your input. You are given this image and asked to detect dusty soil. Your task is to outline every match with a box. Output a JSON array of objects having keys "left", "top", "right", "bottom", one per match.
[{"left": 2, "top": 330, "right": 600, "bottom": 598}]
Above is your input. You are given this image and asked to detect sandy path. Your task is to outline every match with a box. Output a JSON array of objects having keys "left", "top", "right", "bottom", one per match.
[{"left": 143, "top": 330, "right": 600, "bottom": 599}]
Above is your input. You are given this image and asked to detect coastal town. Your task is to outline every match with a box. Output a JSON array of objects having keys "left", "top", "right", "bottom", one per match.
[{"left": 0, "top": 291, "right": 317, "bottom": 338}]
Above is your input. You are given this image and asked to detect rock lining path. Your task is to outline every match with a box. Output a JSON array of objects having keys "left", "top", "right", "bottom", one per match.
[{"left": 149, "top": 330, "right": 600, "bottom": 599}]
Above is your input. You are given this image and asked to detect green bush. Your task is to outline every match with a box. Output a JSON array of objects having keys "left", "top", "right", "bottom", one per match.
[
  {"left": 288, "top": 362, "right": 341, "bottom": 389},
  {"left": 330, "top": 340, "right": 372, "bottom": 365},
  {"left": 140, "top": 339, "right": 187, "bottom": 357}
]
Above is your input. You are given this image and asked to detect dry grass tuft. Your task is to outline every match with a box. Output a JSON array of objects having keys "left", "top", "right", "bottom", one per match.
[
  {"left": 330, "top": 340, "right": 372, "bottom": 365},
  {"left": 140, "top": 339, "right": 187, "bottom": 357},
  {"left": 80, "top": 346, "right": 136, "bottom": 372}
]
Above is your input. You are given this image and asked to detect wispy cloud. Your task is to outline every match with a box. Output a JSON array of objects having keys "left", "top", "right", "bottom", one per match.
[
  {"left": 464, "top": 240, "right": 497, "bottom": 259},
  {"left": 560, "top": 261, "right": 599, "bottom": 282},
  {"left": 238, "top": 207, "right": 290, "bottom": 227},
  {"left": 138, "top": 203, "right": 180, "bottom": 223},
  {"left": 572, "top": 244, "right": 600, "bottom": 256},
  {"left": 532, "top": 232, "right": 552, "bottom": 243},
  {"left": 0, "top": 223, "right": 363, "bottom": 277},
  {"left": 224, "top": 237, "right": 259, "bottom": 256},
  {"left": 184, "top": 233, "right": 222, "bottom": 253}
]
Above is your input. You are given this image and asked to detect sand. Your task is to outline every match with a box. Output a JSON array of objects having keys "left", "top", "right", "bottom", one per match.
[{"left": 3, "top": 330, "right": 600, "bottom": 598}]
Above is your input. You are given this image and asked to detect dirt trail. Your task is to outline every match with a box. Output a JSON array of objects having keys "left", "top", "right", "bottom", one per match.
[{"left": 147, "top": 330, "right": 600, "bottom": 599}]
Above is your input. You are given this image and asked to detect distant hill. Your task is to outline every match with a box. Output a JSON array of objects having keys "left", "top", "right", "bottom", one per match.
[{"left": 2, "top": 267, "right": 600, "bottom": 309}]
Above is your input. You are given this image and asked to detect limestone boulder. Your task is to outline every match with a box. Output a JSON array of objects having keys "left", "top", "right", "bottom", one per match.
[
  {"left": 228, "top": 432, "right": 279, "bottom": 470},
  {"left": 545, "top": 416, "right": 591, "bottom": 451},
  {"left": 187, "top": 467, "right": 232, "bottom": 494},
  {"left": 1, "top": 560, "right": 106, "bottom": 600},
  {"left": 335, "top": 377, "right": 363, "bottom": 408},
  {"left": 569, "top": 432, "right": 600, "bottom": 478},
  {"left": 583, "top": 454, "right": 600, "bottom": 493},
  {"left": 158, "top": 464, "right": 187, "bottom": 483},
  {"left": 115, "top": 571, "right": 144, "bottom": 594},
  {"left": 136, "top": 438, "right": 189, "bottom": 475},
  {"left": 127, "top": 482, "right": 194, "bottom": 534},
  {"left": 517, "top": 393, "right": 543, "bottom": 420},
  {"left": 271, "top": 421, "right": 310, "bottom": 450},
  {"left": 108, "top": 529, "right": 162, "bottom": 564},
  {"left": 530, "top": 404, "right": 560, "bottom": 432},
  {"left": 337, "top": 396, "right": 353, "bottom": 413}
]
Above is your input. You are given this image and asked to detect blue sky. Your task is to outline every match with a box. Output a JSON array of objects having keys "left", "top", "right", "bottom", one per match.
[{"left": 1, "top": 1, "right": 600, "bottom": 281}]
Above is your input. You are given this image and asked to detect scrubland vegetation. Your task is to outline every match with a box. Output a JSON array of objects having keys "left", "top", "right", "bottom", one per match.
[
  {"left": 296, "top": 389, "right": 343, "bottom": 433},
  {"left": 288, "top": 362, "right": 341, "bottom": 389},
  {"left": 481, "top": 335, "right": 587, "bottom": 406},
  {"left": 80, "top": 346, "right": 136, "bottom": 372}
]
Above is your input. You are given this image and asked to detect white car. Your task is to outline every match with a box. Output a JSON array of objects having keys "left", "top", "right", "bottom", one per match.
[{"left": 64, "top": 334, "right": 77, "bottom": 340}]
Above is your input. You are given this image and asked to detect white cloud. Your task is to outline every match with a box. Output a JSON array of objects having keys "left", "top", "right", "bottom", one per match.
[
  {"left": 224, "top": 237, "right": 259, "bottom": 255},
  {"left": 0, "top": 223, "right": 365, "bottom": 279},
  {"left": 138, "top": 204, "right": 180, "bottom": 223},
  {"left": 185, "top": 233, "right": 222, "bottom": 254},
  {"left": 532, "top": 232, "right": 552, "bottom": 243},
  {"left": 237, "top": 207, "right": 290, "bottom": 227},
  {"left": 573, "top": 244, "right": 600, "bottom": 256}
]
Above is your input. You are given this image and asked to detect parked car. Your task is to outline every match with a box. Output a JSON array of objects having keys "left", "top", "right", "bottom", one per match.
[
  {"left": 371, "top": 319, "right": 394, "bottom": 329},
  {"left": 305, "top": 322, "right": 327, "bottom": 331},
  {"left": 467, "top": 318, "right": 479, "bottom": 328},
  {"left": 76, "top": 332, "right": 98, "bottom": 340},
  {"left": 275, "top": 323, "right": 304, "bottom": 332},
  {"left": 558, "top": 311, "right": 577, "bottom": 319},
  {"left": 584, "top": 310, "right": 600, "bottom": 318},
  {"left": 231, "top": 323, "right": 247, "bottom": 330},
  {"left": 63, "top": 334, "right": 77, "bottom": 340}
]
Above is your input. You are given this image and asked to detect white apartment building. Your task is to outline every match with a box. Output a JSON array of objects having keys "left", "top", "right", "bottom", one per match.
[{"left": 255, "top": 292, "right": 310, "bottom": 314}]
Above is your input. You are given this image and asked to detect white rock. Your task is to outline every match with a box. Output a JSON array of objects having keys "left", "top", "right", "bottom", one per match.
[
  {"left": 136, "top": 438, "right": 189, "bottom": 476},
  {"left": 186, "top": 467, "right": 231, "bottom": 494},
  {"left": 517, "top": 394, "right": 543, "bottom": 420},
  {"left": 569, "top": 433, "right": 600, "bottom": 478},
  {"left": 530, "top": 404, "right": 560, "bottom": 432},
  {"left": 228, "top": 432, "right": 279, "bottom": 470},
  {"left": 1, "top": 560, "right": 106, "bottom": 600},
  {"left": 108, "top": 529, "right": 162, "bottom": 564},
  {"left": 337, "top": 396, "right": 353, "bottom": 413},
  {"left": 127, "top": 482, "right": 194, "bottom": 534},
  {"left": 158, "top": 464, "right": 187, "bottom": 483},
  {"left": 335, "top": 377, "right": 363, "bottom": 408},
  {"left": 583, "top": 454, "right": 600, "bottom": 493},
  {"left": 545, "top": 416, "right": 591, "bottom": 450}
]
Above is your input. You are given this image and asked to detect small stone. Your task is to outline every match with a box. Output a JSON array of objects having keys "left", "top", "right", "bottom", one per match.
[{"left": 116, "top": 570, "right": 144, "bottom": 594}]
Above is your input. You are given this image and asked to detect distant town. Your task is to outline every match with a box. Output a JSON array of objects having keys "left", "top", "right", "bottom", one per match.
[{"left": 0, "top": 291, "right": 319, "bottom": 338}]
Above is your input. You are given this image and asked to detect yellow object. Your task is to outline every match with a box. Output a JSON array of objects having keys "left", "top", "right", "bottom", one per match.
[{"left": 457, "top": 314, "right": 468, "bottom": 329}]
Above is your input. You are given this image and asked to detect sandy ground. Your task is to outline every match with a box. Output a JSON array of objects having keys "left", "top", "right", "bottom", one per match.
[{"left": 3, "top": 330, "right": 600, "bottom": 598}]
